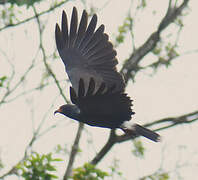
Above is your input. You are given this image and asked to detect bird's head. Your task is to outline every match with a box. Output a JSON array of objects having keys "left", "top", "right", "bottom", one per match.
[{"left": 54, "top": 104, "right": 80, "bottom": 120}]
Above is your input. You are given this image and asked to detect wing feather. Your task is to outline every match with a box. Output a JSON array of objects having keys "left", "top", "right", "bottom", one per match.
[
  {"left": 69, "top": 7, "right": 78, "bottom": 47},
  {"left": 86, "top": 77, "right": 95, "bottom": 96},
  {"left": 78, "top": 78, "right": 85, "bottom": 98},
  {"left": 61, "top": 11, "right": 69, "bottom": 47},
  {"left": 55, "top": 7, "right": 125, "bottom": 93},
  {"left": 82, "top": 25, "right": 105, "bottom": 56},
  {"left": 70, "top": 79, "right": 134, "bottom": 128},
  {"left": 78, "top": 14, "right": 97, "bottom": 51},
  {"left": 70, "top": 86, "right": 78, "bottom": 104},
  {"left": 55, "top": 24, "right": 64, "bottom": 50},
  {"left": 74, "top": 10, "right": 88, "bottom": 48}
]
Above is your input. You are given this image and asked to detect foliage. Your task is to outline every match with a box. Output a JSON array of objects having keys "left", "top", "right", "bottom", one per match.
[
  {"left": 132, "top": 140, "right": 145, "bottom": 158},
  {"left": 137, "top": 0, "right": 147, "bottom": 9},
  {"left": 109, "top": 159, "right": 125, "bottom": 179},
  {"left": 0, "top": 76, "right": 7, "bottom": 87},
  {"left": 5, "top": 0, "right": 42, "bottom": 7},
  {"left": 115, "top": 16, "right": 133, "bottom": 46},
  {"left": 140, "top": 171, "right": 169, "bottom": 180},
  {"left": 0, "top": 4, "right": 20, "bottom": 26},
  {"left": 151, "top": 42, "right": 179, "bottom": 70},
  {"left": 16, "top": 152, "right": 62, "bottom": 180},
  {"left": 70, "top": 163, "right": 109, "bottom": 180},
  {"left": 0, "top": 159, "right": 4, "bottom": 170},
  {"left": 54, "top": 144, "right": 69, "bottom": 155}
]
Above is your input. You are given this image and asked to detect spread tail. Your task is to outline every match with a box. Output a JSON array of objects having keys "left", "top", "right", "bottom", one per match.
[{"left": 121, "top": 123, "right": 161, "bottom": 142}]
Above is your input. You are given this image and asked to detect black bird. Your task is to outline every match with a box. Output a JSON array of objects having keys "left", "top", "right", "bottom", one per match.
[{"left": 54, "top": 7, "right": 160, "bottom": 142}]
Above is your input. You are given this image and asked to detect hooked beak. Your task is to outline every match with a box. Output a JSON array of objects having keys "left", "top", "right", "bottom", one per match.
[{"left": 54, "top": 108, "right": 62, "bottom": 115}]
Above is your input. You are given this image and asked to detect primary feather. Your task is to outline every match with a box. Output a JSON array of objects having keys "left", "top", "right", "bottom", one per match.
[{"left": 55, "top": 7, "right": 125, "bottom": 93}]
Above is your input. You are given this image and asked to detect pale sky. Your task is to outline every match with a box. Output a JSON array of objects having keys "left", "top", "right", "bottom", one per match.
[{"left": 0, "top": 0, "right": 198, "bottom": 179}]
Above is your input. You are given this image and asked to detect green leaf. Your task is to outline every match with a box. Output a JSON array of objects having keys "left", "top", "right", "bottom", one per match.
[
  {"left": 132, "top": 140, "right": 145, "bottom": 158},
  {"left": 16, "top": 152, "right": 60, "bottom": 179},
  {"left": 115, "top": 15, "right": 133, "bottom": 46},
  {"left": 0, "top": 76, "right": 7, "bottom": 87},
  {"left": 71, "top": 163, "right": 109, "bottom": 180},
  {"left": 46, "top": 164, "right": 56, "bottom": 171},
  {"left": 137, "top": 0, "right": 147, "bottom": 9},
  {"left": 52, "top": 158, "right": 62, "bottom": 162},
  {"left": 7, "top": 0, "right": 43, "bottom": 7},
  {"left": 159, "top": 172, "right": 169, "bottom": 180}
]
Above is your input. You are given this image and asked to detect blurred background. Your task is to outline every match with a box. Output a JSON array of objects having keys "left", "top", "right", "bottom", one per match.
[{"left": 0, "top": 0, "right": 198, "bottom": 179}]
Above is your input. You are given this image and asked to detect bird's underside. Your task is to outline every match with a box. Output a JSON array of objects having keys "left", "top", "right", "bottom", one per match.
[{"left": 70, "top": 78, "right": 134, "bottom": 129}]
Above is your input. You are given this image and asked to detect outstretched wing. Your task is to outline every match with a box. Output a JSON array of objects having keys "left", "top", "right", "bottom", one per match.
[
  {"left": 55, "top": 7, "right": 125, "bottom": 93},
  {"left": 70, "top": 78, "right": 134, "bottom": 128}
]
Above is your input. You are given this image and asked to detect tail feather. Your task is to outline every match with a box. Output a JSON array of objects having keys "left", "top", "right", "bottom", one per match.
[
  {"left": 134, "top": 124, "right": 160, "bottom": 142},
  {"left": 121, "top": 123, "right": 160, "bottom": 142}
]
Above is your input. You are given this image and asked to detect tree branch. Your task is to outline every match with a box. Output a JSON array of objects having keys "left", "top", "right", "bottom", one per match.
[
  {"left": 120, "top": 0, "right": 189, "bottom": 83},
  {"left": 63, "top": 123, "right": 84, "bottom": 180},
  {"left": 33, "top": 5, "right": 85, "bottom": 180},
  {"left": 0, "top": 0, "right": 69, "bottom": 32},
  {"left": 0, "top": 54, "right": 37, "bottom": 106},
  {"left": 91, "top": 130, "right": 116, "bottom": 165},
  {"left": 0, "top": 95, "right": 62, "bottom": 179},
  {"left": 91, "top": 110, "right": 198, "bottom": 165},
  {"left": 33, "top": 5, "right": 69, "bottom": 103},
  {"left": 158, "top": 0, "right": 189, "bottom": 31}
]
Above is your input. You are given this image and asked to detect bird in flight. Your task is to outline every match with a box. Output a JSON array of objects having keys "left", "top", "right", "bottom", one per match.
[{"left": 54, "top": 7, "right": 160, "bottom": 142}]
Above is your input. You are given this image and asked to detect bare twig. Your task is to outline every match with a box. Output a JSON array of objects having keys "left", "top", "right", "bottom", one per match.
[{"left": 0, "top": 54, "right": 37, "bottom": 106}]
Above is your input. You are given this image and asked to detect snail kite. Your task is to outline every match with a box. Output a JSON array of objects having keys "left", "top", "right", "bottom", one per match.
[{"left": 54, "top": 7, "right": 160, "bottom": 142}]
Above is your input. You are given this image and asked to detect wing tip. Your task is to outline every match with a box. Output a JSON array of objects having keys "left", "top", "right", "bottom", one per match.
[
  {"left": 78, "top": 78, "right": 85, "bottom": 97},
  {"left": 72, "top": 6, "right": 78, "bottom": 18},
  {"left": 92, "top": 14, "right": 97, "bottom": 21},
  {"left": 82, "top": 9, "right": 88, "bottom": 16},
  {"left": 89, "top": 13, "right": 98, "bottom": 29},
  {"left": 62, "top": 10, "right": 66, "bottom": 17},
  {"left": 62, "top": 10, "right": 67, "bottom": 25},
  {"left": 70, "top": 86, "right": 78, "bottom": 104},
  {"left": 55, "top": 23, "right": 63, "bottom": 49},
  {"left": 55, "top": 23, "right": 60, "bottom": 32},
  {"left": 86, "top": 77, "right": 96, "bottom": 96},
  {"left": 73, "top": 6, "right": 77, "bottom": 13}
]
